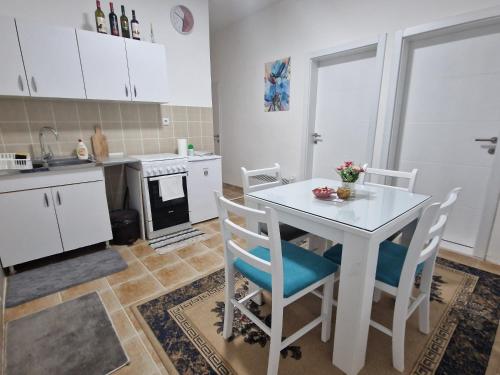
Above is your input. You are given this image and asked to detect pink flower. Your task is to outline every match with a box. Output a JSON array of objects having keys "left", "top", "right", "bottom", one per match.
[{"left": 345, "top": 161, "right": 353, "bottom": 166}]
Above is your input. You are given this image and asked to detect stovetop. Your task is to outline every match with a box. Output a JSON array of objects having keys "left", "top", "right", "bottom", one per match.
[{"left": 130, "top": 153, "right": 186, "bottom": 163}]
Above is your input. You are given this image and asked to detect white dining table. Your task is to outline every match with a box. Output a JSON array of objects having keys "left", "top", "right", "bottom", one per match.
[{"left": 245, "top": 178, "right": 431, "bottom": 375}]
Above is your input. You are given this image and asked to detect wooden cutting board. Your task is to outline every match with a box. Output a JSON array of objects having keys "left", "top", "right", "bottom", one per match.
[{"left": 91, "top": 126, "right": 109, "bottom": 161}]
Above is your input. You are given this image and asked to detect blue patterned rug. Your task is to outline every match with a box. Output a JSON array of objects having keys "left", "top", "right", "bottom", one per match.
[{"left": 133, "top": 258, "right": 499, "bottom": 374}]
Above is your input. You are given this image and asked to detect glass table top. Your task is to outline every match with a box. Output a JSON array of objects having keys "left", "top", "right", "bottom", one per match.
[{"left": 247, "top": 178, "right": 431, "bottom": 232}]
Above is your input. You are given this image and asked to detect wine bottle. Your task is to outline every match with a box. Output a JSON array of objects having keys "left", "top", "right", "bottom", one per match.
[
  {"left": 95, "top": 0, "right": 107, "bottom": 34},
  {"left": 109, "top": 2, "right": 119, "bottom": 36},
  {"left": 120, "top": 5, "right": 130, "bottom": 38},
  {"left": 131, "top": 10, "right": 140, "bottom": 40}
]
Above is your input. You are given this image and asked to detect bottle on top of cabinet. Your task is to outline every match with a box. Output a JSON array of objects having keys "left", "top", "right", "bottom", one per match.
[
  {"left": 120, "top": 5, "right": 130, "bottom": 38},
  {"left": 131, "top": 10, "right": 140, "bottom": 40},
  {"left": 95, "top": 0, "right": 107, "bottom": 34},
  {"left": 109, "top": 2, "right": 119, "bottom": 36}
]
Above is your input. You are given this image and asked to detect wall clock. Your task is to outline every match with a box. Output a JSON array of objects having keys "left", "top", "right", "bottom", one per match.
[{"left": 170, "top": 5, "right": 194, "bottom": 34}]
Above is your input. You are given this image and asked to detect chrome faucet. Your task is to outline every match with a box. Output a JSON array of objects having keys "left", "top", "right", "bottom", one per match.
[{"left": 39, "top": 126, "right": 59, "bottom": 161}]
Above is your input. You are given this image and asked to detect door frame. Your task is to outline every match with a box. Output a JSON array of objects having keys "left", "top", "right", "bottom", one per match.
[
  {"left": 211, "top": 80, "right": 222, "bottom": 156},
  {"left": 381, "top": 6, "right": 500, "bottom": 258},
  {"left": 301, "top": 34, "right": 387, "bottom": 179}
]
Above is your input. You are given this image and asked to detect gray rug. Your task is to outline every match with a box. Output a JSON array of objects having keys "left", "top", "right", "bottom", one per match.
[
  {"left": 6, "top": 293, "right": 128, "bottom": 375},
  {"left": 6, "top": 248, "right": 127, "bottom": 307}
]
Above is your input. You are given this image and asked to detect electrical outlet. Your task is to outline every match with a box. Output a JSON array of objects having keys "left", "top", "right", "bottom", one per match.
[{"left": 162, "top": 117, "right": 170, "bottom": 126}]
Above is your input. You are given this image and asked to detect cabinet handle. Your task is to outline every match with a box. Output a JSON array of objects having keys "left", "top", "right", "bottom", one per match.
[
  {"left": 18, "top": 75, "right": 24, "bottom": 92},
  {"left": 204, "top": 169, "right": 208, "bottom": 176},
  {"left": 44, "top": 193, "right": 49, "bottom": 207},
  {"left": 31, "top": 76, "right": 38, "bottom": 93},
  {"left": 125, "top": 84, "right": 129, "bottom": 97},
  {"left": 56, "top": 191, "right": 62, "bottom": 205},
  {"left": 133, "top": 85, "right": 137, "bottom": 97}
]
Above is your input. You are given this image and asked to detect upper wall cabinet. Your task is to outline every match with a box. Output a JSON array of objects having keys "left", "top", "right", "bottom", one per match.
[
  {"left": 125, "top": 39, "right": 169, "bottom": 103},
  {"left": 0, "top": 16, "right": 29, "bottom": 97},
  {"left": 16, "top": 19, "right": 86, "bottom": 99},
  {"left": 77, "top": 30, "right": 131, "bottom": 101}
]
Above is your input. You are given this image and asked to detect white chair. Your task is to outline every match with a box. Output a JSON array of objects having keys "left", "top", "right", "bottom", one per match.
[
  {"left": 323, "top": 187, "right": 460, "bottom": 371},
  {"left": 215, "top": 191, "right": 337, "bottom": 375},
  {"left": 241, "top": 163, "right": 323, "bottom": 250},
  {"left": 359, "top": 165, "right": 418, "bottom": 192}
]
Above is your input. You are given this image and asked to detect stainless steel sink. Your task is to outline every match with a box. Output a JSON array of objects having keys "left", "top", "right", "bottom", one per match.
[{"left": 47, "top": 158, "right": 94, "bottom": 167}]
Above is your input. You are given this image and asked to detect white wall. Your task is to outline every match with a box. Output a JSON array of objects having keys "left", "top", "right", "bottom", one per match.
[
  {"left": 2, "top": 0, "right": 212, "bottom": 107},
  {"left": 212, "top": 0, "right": 500, "bottom": 185}
]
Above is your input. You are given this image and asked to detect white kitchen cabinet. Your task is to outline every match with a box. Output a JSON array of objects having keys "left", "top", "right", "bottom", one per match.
[
  {"left": 0, "top": 188, "right": 63, "bottom": 267},
  {"left": 187, "top": 157, "right": 223, "bottom": 223},
  {"left": 16, "top": 19, "right": 86, "bottom": 99},
  {"left": 53, "top": 180, "right": 112, "bottom": 251},
  {"left": 125, "top": 39, "right": 169, "bottom": 102},
  {"left": 77, "top": 30, "right": 131, "bottom": 101},
  {"left": 0, "top": 16, "right": 29, "bottom": 97}
]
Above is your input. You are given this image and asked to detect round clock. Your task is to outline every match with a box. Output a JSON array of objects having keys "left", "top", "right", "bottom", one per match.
[{"left": 170, "top": 5, "right": 194, "bottom": 34}]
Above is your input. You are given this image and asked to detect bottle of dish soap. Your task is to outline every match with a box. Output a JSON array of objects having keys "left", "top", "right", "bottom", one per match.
[{"left": 76, "top": 139, "right": 89, "bottom": 160}]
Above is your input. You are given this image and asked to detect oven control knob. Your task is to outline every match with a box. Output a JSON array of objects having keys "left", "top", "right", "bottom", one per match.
[
  {"left": 145, "top": 170, "right": 151, "bottom": 177},
  {"left": 159, "top": 168, "right": 164, "bottom": 174},
  {"left": 166, "top": 167, "right": 173, "bottom": 173}
]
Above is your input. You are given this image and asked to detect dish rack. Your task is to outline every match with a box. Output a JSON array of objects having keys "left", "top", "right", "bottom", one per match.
[{"left": 0, "top": 153, "right": 33, "bottom": 170}]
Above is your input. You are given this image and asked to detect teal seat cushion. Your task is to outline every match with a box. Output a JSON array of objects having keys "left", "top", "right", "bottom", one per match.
[
  {"left": 234, "top": 241, "right": 338, "bottom": 298},
  {"left": 323, "top": 240, "right": 424, "bottom": 287}
]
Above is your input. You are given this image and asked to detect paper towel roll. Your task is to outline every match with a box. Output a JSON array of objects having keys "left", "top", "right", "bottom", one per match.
[{"left": 177, "top": 139, "right": 187, "bottom": 156}]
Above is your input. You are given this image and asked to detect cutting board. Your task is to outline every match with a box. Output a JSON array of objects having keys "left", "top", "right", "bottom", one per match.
[{"left": 91, "top": 126, "right": 109, "bottom": 161}]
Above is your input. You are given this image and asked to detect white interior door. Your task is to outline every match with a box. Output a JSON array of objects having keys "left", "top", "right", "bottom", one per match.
[
  {"left": 77, "top": 30, "right": 131, "bottom": 101},
  {"left": 0, "top": 16, "right": 29, "bottom": 97},
  {"left": 16, "top": 19, "right": 86, "bottom": 99},
  {"left": 311, "top": 47, "right": 380, "bottom": 179},
  {"left": 125, "top": 39, "right": 169, "bottom": 102},
  {"left": 395, "top": 23, "right": 500, "bottom": 252}
]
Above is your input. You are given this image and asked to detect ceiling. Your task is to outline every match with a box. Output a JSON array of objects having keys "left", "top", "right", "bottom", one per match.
[{"left": 209, "top": 0, "right": 283, "bottom": 32}]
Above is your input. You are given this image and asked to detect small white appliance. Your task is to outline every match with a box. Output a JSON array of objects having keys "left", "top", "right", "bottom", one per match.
[{"left": 127, "top": 153, "right": 191, "bottom": 240}]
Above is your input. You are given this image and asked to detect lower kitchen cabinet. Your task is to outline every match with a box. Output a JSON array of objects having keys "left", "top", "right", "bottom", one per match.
[
  {"left": 0, "top": 177, "right": 112, "bottom": 267},
  {"left": 187, "top": 157, "right": 223, "bottom": 224},
  {"left": 52, "top": 180, "right": 112, "bottom": 251},
  {"left": 0, "top": 188, "right": 63, "bottom": 266}
]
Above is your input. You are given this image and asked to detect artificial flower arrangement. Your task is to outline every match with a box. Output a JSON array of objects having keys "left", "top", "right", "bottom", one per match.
[{"left": 336, "top": 161, "right": 365, "bottom": 183}]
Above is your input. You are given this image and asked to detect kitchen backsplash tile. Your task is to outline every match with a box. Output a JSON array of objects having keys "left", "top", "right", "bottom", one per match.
[{"left": 0, "top": 98, "right": 214, "bottom": 159}]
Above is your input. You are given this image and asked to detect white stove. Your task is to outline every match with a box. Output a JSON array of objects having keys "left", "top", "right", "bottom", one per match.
[
  {"left": 130, "top": 153, "right": 188, "bottom": 177},
  {"left": 127, "top": 153, "right": 191, "bottom": 240}
]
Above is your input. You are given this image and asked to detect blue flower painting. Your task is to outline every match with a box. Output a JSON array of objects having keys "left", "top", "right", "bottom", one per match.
[{"left": 264, "top": 57, "right": 290, "bottom": 112}]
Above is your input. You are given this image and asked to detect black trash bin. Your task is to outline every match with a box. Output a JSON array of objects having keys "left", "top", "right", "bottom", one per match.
[{"left": 110, "top": 209, "right": 140, "bottom": 245}]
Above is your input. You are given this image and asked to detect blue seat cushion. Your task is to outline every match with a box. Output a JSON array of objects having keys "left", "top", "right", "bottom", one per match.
[
  {"left": 234, "top": 241, "right": 338, "bottom": 298},
  {"left": 323, "top": 241, "right": 424, "bottom": 288}
]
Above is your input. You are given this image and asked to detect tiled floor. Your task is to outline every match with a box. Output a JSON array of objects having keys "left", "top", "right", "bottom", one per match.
[{"left": 2, "top": 183, "right": 499, "bottom": 375}]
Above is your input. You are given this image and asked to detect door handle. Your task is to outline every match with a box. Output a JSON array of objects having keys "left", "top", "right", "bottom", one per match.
[
  {"left": 134, "top": 85, "right": 137, "bottom": 97},
  {"left": 31, "top": 76, "right": 38, "bottom": 93},
  {"left": 475, "top": 137, "right": 497, "bottom": 144},
  {"left": 312, "top": 132, "right": 323, "bottom": 144},
  {"left": 18, "top": 75, "right": 24, "bottom": 92},
  {"left": 125, "top": 84, "right": 129, "bottom": 97},
  {"left": 56, "top": 191, "right": 62, "bottom": 205},
  {"left": 204, "top": 169, "right": 209, "bottom": 176},
  {"left": 44, "top": 193, "right": 49, "bottom": 207}
]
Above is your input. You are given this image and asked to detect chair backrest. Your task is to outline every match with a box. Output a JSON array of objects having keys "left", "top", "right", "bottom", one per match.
[
  {"left": 241, "top": 163, "right": 282, "bottom": 194},
  {"left": 398, "top": 187, "right": 461, "bottom": 293},
  {"left": 360, "top": 164, "right": 418, "bottom": 192},
  {"left": 214, "top": 191, "right": 284, "bottom": 296}
]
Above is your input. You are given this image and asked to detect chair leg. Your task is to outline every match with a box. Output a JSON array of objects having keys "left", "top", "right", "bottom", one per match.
[
  {"left": 248, "top": 281, "right": 263, "bottom": 305},
  {"left": 223, "top": 264, "right": 235, "bottom": 339},
  {"left": 321, "top": 276, "right": 335, "bottom": 342},
  {"left": 373, "top": 288, "right": 382, "bottom": 303},
  {"left": 392, "top": 302, "right": 407, "bottom": 372},
  {"left": 418, "top": 293, "right": 431, "bottom": 334},
  {"left": 267, "top": 303, "right": 284, "bottom": 375}
]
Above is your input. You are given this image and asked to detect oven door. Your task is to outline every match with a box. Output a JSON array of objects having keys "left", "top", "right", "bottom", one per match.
[{"left": 143, "top": 173, "right": 190, "bottom": 237}]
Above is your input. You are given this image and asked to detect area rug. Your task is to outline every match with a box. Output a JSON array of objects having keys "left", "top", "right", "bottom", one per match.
[
  {"left": 6, "top": 248, "right": 127, "bottom": 307},
  {"left": 6, "top": 292, "right": 129, "bottom": 375},
  {"left": 149, "top": 228, "right": 209, "bottom": 254},
  {"left": 132, "top": 258, "right": 500, "bottom": 375}
]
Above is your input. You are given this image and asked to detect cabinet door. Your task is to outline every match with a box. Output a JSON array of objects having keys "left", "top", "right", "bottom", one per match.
[
  {"left": 0, "top": 17, "right": 29, "bottom": 97},
  {"left": 77, "top": 30, "right": 131, "bottom": 101},
  {"left": 125, "top": 39, "right": 169, "bottom": 102},
  {"left": 53, "top": 181, "right": 112, "bottom": 251},
  {"left": 0, "top": 188, "right": 63, "bottom": 267},
  {"left": 16, "top": 19, "right": 86, "bottom": 99},
  {"left": 187, "top": 159, "right": 222, "bottom": 223}
]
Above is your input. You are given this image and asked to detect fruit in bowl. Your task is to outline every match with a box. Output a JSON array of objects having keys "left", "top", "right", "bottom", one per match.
[
  {"left": 312, "top": 186, "right": 335, "bottom": 199},
  {"left": 336, "top": 186, "right": 351, "bottom": 200}
]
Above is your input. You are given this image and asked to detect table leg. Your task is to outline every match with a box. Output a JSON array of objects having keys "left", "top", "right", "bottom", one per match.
[
  {"left": 400, "top": 219, "right": 418, "bottom": 247},
  {"left": 332, "top": 233, "right": 379, "bottom": 375}
]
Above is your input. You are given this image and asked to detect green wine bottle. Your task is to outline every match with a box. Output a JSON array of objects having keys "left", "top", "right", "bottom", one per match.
[
  {"left": 95, "top": 0, "right": 107, "bottom": 34},
  {"left": 120, "top": 5, "right": 130, "bottom": 38}
]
